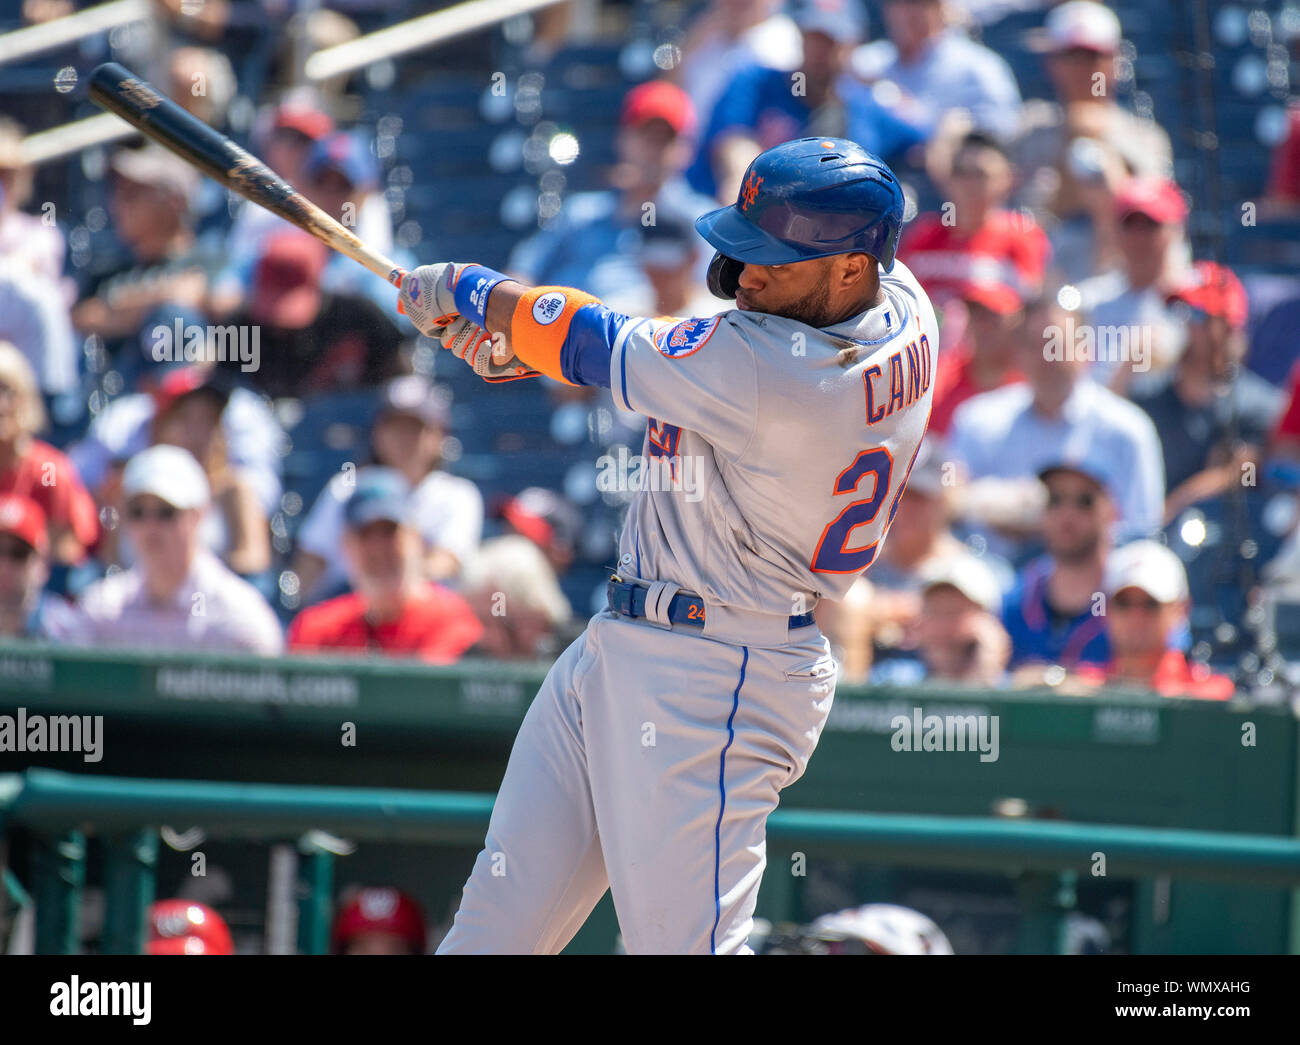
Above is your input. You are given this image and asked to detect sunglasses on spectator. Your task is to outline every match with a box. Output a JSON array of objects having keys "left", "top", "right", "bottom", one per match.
[
  {"left": 1057, "top": 46, "right": 1108, "bottom": 61},
  {"left": 0, "top": 537, "right": 35, "bottom": 562},
  {"left": 1046, "top": 491, "right": 1097, "bottom": 510},
  {"left": 1111, "top": 593, "right": 1162, "bottom": 613},
  {"left": 126, "top": 502, "right": 180, "bottom": 523}
]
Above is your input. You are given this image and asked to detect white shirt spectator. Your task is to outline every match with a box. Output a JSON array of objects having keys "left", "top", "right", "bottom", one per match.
[
  {"left": 77, "top": 549, "right": 284, "bottom": 654},
  {"left": 0, "top": 210, "right": 67, "bottom": 293},
  {"left": 949, "top": 378, "right": 1166, "bottom": 541},
  {"left": 853, "top": 28, "right": 1022, "bottom": 141},
  {"left": 0, "top": 260, "right": 79, "bottom": 395},
  {"left": 296, "top": 465, "right": 483, "bottom": 592}
]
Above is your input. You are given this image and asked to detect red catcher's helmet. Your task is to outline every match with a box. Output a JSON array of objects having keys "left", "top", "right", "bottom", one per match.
[
  {"left": 147, "top": 900, "right": 234, "bottom": 955},
  {"left": 331, "top": 887, "right": 426, "bottom": 954}
]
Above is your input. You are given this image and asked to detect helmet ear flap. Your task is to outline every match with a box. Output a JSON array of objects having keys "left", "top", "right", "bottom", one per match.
[{"left": 707, "top": 252, "right": 744, "bottom": 299}]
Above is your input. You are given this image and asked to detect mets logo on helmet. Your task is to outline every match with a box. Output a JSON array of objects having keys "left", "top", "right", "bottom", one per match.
[{"left": 653, "top": 316, "right": 720, "bottom": 358}]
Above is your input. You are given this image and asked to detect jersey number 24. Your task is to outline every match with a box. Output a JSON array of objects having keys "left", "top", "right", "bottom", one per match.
[{"left": 810, "top": 445, "right": 917, "bottom": 574}]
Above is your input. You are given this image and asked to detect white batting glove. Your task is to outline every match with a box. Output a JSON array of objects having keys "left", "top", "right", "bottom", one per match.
[
  {"left": 440, "top": 316, "right": 540, "bottom": 383},
  {"left": 397, "top": 263, "right": 468, "bottom": 337}
]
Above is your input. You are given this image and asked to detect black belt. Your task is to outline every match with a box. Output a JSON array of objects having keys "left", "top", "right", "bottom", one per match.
[{"left": 606, "top": 577, "right": 815, "bottom": 630}]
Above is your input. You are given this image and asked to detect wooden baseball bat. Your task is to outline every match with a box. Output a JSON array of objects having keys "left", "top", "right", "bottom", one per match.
[{"left": 88, "top": 62, "right": 406, "bottom": 288}]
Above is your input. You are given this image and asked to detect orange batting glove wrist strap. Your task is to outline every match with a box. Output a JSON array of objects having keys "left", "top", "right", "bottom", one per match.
[{"left": 510, "top": 286, "right": 602, "bottom": 384}]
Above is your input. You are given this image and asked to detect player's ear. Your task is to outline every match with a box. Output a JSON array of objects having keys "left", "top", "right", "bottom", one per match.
[{"left": 834, "top": 252, "right": 872, "bottom": 291}]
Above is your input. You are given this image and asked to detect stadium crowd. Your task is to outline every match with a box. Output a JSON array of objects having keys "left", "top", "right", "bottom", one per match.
[{"left": 1, "top": 0, "right": 1299, "bottom": 703}]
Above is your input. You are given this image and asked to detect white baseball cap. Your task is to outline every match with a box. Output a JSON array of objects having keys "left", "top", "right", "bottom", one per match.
[
  {"left": 1029, "top": 0, "right": 1122, "bottom": 54},
  {"left": 1104, "top": 540, "right": 1189, "bottom": 604},
  {"left": 122, "top": 444, "right": 210, "bottom": 510},
  {"left": 919, "top": 552, "right": 1002, "bottom": 615}
]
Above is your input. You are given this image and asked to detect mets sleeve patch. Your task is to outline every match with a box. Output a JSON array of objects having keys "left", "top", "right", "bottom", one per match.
[{"left": 652, "top": 316, "right": 720, "bottom": 358}]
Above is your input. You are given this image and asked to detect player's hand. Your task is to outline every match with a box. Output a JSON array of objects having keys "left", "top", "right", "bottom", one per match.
[
  {"left": 440, "top": 316, "right": 540, "bottom": 383},
  {"left": 397, "top": 262, "right": 468, "bottom": 337}
]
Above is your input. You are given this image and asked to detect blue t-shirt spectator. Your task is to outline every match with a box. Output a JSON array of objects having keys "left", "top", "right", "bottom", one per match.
[
  {"left": 1002, "top": 556, "right": 1110, "bottom": 669},
  {"left": 686, "top": 66, "right": 931, "bottom": 198}
]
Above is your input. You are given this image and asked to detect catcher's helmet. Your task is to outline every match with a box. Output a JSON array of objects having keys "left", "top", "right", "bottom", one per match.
[{"left": 695, "top": 137, "right": 906, "bottom": 299}]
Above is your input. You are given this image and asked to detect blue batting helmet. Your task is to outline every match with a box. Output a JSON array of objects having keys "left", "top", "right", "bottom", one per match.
[{"left": 695, "top": 137, "right": 905, "bottom": 298}]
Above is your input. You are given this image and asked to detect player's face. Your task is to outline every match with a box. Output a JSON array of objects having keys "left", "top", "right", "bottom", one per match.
[{"left": 735, "top": 256, "right": 836, "bottom": 325}]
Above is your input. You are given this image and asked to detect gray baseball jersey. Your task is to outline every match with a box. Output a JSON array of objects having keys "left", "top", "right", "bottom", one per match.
[{"left": 609, "top": 258, "right": 939, "bottom": 644}]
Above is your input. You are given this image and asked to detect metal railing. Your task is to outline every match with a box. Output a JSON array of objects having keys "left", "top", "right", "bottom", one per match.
[{"left": 5, "top": 769, "right": 1300, "bottom": 954}]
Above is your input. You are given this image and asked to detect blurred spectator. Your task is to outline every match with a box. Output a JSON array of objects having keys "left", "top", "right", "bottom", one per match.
[
  {"left": 226, "top": 232, "right": 407, "bottom": 398},
  {"left": 1074, "top": 540, "right": 1233, "bottom": 699},
  {"left": 0, "top": 117, "right": 67, "bottom": 287},
  {"left": 209, "top": 103, "right": 335, "bottom": 316},
  {"left": 73, "top": 145, "right": 210, "bottom": 376},
  {"left": 77, "top": 445, "right": 283, "bottom": 654},
  {"left": 302, "top": 132, "right": 409, "bottom": 312},
  {"left": 871, "top": 552, "right": 1010, "bottom": 686},
  {"left": 904, "top": 131, "right": 1050, "bottom": 311},
  {"left": 641, "top": 216, "right": 721, "bottom": 318},
  {"left": 145, "top": 366, "right": 270, "bottom": 575},
  {"left": 1015, "top": 1, "right": 1175, "bottom": 281},
  {"left": 1003, "top": 460, "right": 1115, "bottom": 674},
  {"left": 0, "top": 342, "right": 99, "bottom": 565},
  {"left": 462, "top": 535, "right": 572, "bottom": 661},
  {"left": 1076, "top": 177, "right": 1191, "bottom": 392},
  {"left": 950, "top": 292, "right": 1165, "bottom": 548},
  {"left": 69, "top": 366, "right": 284, "bottom": 535},
  {"left": 0, "top": 495, "right": 82, "bottom": 641},
  {"left": 166, "top": 47, "right": 237, "bottom": 129},
  {"left": 293, "top": 376, "right": 482, "bottom": 600},
  {"left": 927, "top": 279, "right": 1025, "bottom": 435},
  {"left": 675, "top": 0, "right": 801, "bottom": 133},
  {"left": 1262, "top": 101, "right": 1300, "bottom": 216},
  {"left": 0, "top": 256, "right": 79, "bottom": 398},
  {"left": 1130, "top": 262, "right": 1283, "bottom": 522},
  {"left": 496, "top": 487, "right": 582, "bottom": 576},
  {"left": 687, "top": 0, "right": 929, "bottom": 203},
  {"left": 507, "top": 81, "right": 715, "bottom": 315},
  {"left": 331, "top": 887, "right": 426, "bottom": 956},
  {"left": 146, "top": 899, "right": 235, "bottom": 956},
  {"left": 288, "top": 470, "right": 482, "bottom": 663},
  {"left": 853, "top": 0, "right": 1022, "bottom": 142}
]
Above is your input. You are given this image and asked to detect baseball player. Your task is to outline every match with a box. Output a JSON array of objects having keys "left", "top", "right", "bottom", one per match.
[{"left": 398, "top": 137, "right": 939, "bottom": 954}]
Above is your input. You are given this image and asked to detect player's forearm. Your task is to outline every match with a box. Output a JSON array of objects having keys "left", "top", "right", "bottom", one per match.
[
  {"left": 450, "top": 264, "right": 620, "bottom": 388},
  {"left": 484, "top": 277, "right": 527, "bottom": 340}
]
